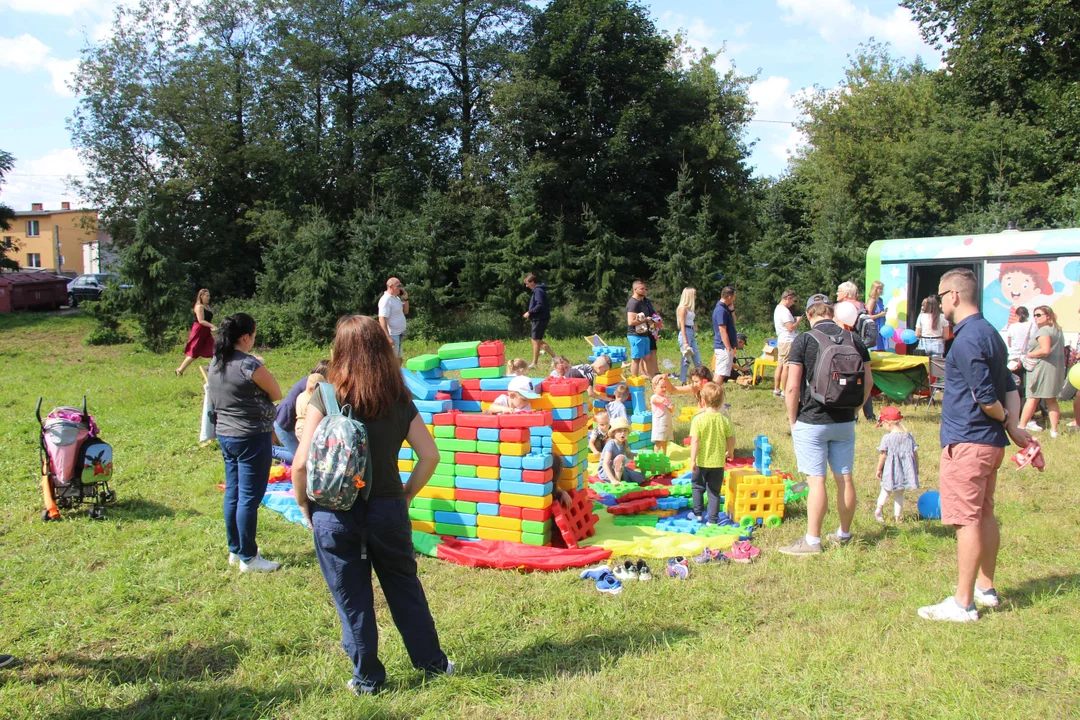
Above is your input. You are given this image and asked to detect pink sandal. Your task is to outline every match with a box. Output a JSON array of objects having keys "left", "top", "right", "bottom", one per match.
[{"left": 723, "top": 540, "right": 761, "bottom": 564}]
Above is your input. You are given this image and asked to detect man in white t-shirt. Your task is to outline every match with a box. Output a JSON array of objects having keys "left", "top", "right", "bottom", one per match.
[
  {"left": 773, "top": 288, "right": 802, "bottom": 397},
  {"left": 377, "top": 277, "right": 409, "bottom": 361}
]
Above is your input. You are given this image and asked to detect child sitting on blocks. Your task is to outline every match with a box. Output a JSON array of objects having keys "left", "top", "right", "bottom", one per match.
[
  {"left": 688, "top": 382, "right": 735, "bottom": 524},
  {"left": 589, "top": 410, "right": 611, "bottom": 455},
  {"left": 606, "top": 383, "right": 630, "bottom": 422},
  {"left": 598, "top": 417, "right": 646, "bottom": 485},
  {"left": 489, "top": 376, "right": 539, "bottom": 414}
]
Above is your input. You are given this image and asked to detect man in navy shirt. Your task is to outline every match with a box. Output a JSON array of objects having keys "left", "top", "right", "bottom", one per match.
[
  {"left": 712, "top": 286, "right": 738, "bottom": 383},
  {"left": 918, "top": 268, "right": 1030, "bottom": 623},
  {"left": 523, "top": 273, "right": 554, "bottom": 369}
]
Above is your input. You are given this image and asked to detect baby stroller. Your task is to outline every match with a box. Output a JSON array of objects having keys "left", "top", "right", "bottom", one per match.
[{"left": 37, "top": 397, "right": 116, "bottom": 521}]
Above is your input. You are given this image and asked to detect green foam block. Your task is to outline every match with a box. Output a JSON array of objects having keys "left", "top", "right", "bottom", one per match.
[
  {"left": 406, "top": 354, "right": 441, "bottom": 371},
  {"left": 475, "top": 440, "right": 500, "bottom": 455},
  {"left": 409, "top": 508, "right": 435, "bottom": 522},
  {"left": 434, "top": 425, "right": 456, "bottom": 438},
  {"left": 520, "top": 531, "right": 551, "bottom": 546},
  {"left": 520, "top": 519, "right": 551, "bottom": 535},
  {"left": 456, "top": 464, "right": 477, "bottom": 477},
  {"left": 437, "top": 341, "right": 482, "bottom": 360},
  {"left": 454, "top": 501, "right": 478, "bottom": 514},
  {"left": 428, "top": 474, "right": 455, "bottom": 488},
  {"left": 435, "top": 522, "right": 478, "bottom": 538},
  {"left": 435, "top": 438, "right": 477, "bottom": 453},
  {"left": 434, "top": 463, "right": 456, "bottom": 476},
  {"left": 460, "top": 366, "right": 502, "bottom": 379},
  {"left": 411, "top": 498, "right": 455, "bottom": 512}
]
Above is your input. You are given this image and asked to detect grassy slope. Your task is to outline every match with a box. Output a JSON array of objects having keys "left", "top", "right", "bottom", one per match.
[{"left": 0, "top": 313, "right": 1077, "bottom": 719}]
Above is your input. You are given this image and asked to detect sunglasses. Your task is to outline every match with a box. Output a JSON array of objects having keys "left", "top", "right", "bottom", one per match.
[{"left": 1034, "top": 312, "right": 1046, "bottom": 317}]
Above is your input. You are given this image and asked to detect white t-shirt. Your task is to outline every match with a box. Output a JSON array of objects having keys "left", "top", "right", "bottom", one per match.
[
  {"left": 773, "top": 304, "right": 797, "bottom": 344},
  {"left": 377, "top": 292, "right": 407, "bottom": 336},
  {"left": 916, "top": 312, "right": 948, "bottom": 338},
  {"left": 1006, "top": 321, "right": 1033, "bottom": 362}
]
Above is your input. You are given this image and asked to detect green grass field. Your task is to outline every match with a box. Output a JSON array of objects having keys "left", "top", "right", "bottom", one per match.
[{"left": 1, "top": 312, "right": 1078, "bottom": 719}]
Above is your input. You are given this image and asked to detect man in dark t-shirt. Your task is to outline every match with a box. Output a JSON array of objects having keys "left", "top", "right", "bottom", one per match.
[
  {"left": 779, "top": 294, "right": 872, "bottom": 557},
  {"left": 626, "top": 280, "right": 658, "bottom": 378}
]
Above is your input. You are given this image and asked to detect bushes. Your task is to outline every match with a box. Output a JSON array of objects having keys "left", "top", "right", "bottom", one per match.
[{"left": 83, "top": 293, "right": 131, "bottom": 346}]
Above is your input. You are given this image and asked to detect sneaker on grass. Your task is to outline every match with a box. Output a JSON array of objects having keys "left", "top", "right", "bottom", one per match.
[
  {"left": 918, "top": 596, "right": 978, "bottom": 622},
  {"left": 613, "top": 560, "right": 639, "bottom": 581},
  {"left": 579, "top": 565, "right": 611, "bottom": 581},
  {"left": 347, "top": 678, "right": 381, "bottom": 696},
  {"left": 826, "top": 532, "right": 853, "bottom": 546},
  {"left": 973, "top": 585, "right": 1000, "bottom": 608},
  {"left": 778, "top": 537, "right": 822, "bottom": 556},
  {"left": 239, "top": 554, "right": 281, "bottom": 573},
  {"left": 595, "top": 571, "right": 623, "bottom": 595},
  {"left": 228, "top": 552, "right": 240, "bottom": 566},
  {"left": 635, "top": 559, "right": 652, "bottom": 581},
  {"left": 0, "top": 655, "right": 16, "bottom": 669}
]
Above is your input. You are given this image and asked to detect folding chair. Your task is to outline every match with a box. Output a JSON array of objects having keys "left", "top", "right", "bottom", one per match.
[{"left": 924, "top": 355, "right": 946, "bottom": 408}]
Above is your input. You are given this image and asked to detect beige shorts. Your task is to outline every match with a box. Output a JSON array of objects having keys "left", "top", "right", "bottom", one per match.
[
  {"left": 939, "top": 443, "right": 1005, "bottom": 526},
  {"left": 777, "top": 342, "right": 792, "bottom": 364},
  {"left": 713, "top": 348, "right": 733, "bottom": 378}
]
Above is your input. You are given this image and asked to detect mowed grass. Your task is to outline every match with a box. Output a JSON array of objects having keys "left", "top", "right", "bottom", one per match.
[{"left": 0, "top": 312, "right": 1078, "bottom": 719}]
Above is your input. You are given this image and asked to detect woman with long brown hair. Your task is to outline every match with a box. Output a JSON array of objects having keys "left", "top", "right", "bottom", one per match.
[
  {"left": 292, "top": 315, "right": 451, "bottom": 695},
  {"left": 1019, "top": 305, "right": 1066, "bottom": 437},
  {"left": 177, "top": 288, "right": 216, "bottom": 376}
]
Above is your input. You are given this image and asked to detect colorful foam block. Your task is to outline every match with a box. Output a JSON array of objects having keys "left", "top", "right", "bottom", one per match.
[
  {"left": 500, "top": 467, "right": 524, "bottom": 482},
  {"left": 476, "top": 465, "right": 500, "bottom": 479},
  {"left": 522, "top": 453, "right": 554, "bottom": 470},
  {"left": 499, "top": 441, "right": 530, "bottom": 456},
  {"left": 455, "top": 476, "right": 499, "bottom": 492},
  {"left": 478, "top": 527, "right": 522, "bottom": 543},
  {"left": 441, "top": 356, "right": 481, "bottom": 371},
  {"left": 415, "top": 399, "right": 452, "bottom": 413},
  {"left": 454, "top": 500, "right": 478, "bottom": 514},
  {"left": 499, "top": 455, "right": 523, "bottom": 469},
  {"left": 412, "top": 520, "right": 436, "bottom": 534},
  {"left": 454, "top": 426, "right": 478, "bottom": 440},
  {"left": 435, "top": 511, "right": 477, "bottom": 526},
  {"left": 522, "top": 468, "right": 553, "bottom": 483},
  {"left": 477, "top": 428, "right": 501, "bottom": 442},
  {"left": 456, "top": 464, "right": 477, "bottom": 477},
  {"left": 499, "top": 492, "right": 553, "bottom": 509},
  {"left": 477, "top": 502, "right": 500, "bottom": 515},
  {"left": 411, "top": 497, "right": 456, "bottom": 512},
  {"left": 438, "top": 341, "right": 482, "bottom": 360},
  {"left": 435, "top": 438, "right": 478, "bottom": 453},
  {"left": 456, "top": 489, "right": 499, "bottom": 504},
  {"left": 409, "top": 508, "right": 435, "bottom": 522},
  {"left": 477, "top": 340, "right": 505, "bottom": 357},
  {"left": 406, "top": 354, "right": 441, "bottom": 372},
  {"left": 416, "top": 485, "right": 456, "bottom": 500},
  {"left": 460, "top": 366, "right": 502, "bottom": 379},
  {"left": 476, "top": 440, "right": 500, "bottom": 454},
  {"left": 452, "top": 400, "right": 483, "bottom": 412},
  {"left": 478, "top": 355, "right": 505, "bottom": 368},
  {"left": 434, "top": 425, "right": 456, "bottom": 438},
  {"left": 499, "top": 428, "right": 530, "bottom": 442},
  {"left": 500, "top": 481, "right": 553, "bottom": 498},
  {"left": 479, "top": 377, "right": 514, "bottom": 391},
  {"left": 427, "top": 474, "right": 455, "bottom": 488},
  {"left": 520, "top": 531, "right": 551, "bottom": 546},
  {"left": 457, "top": 414, "right": 500, "bottom": 429},
  {"left": 435, "top": 522, "right": 477, "bottom": 538},
  {"left": 498, "top": 411, "right": 552, "bottom": 428},
  {"left": 455, "top": 451, "right": 500, "bottom": 467},
  {"left": 477, "top": 514, "right": 522, "bottom": 531},
  {"left": 520, "top": 519, "right": 551, "bottom": 535}
]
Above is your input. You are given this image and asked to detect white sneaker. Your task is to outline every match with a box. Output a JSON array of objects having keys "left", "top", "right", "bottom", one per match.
[
  {"left": 1050, "top": 430, "right": 1058, "bottom": 439},
  {"left": 239, "top": 553, "right": 281, "bottom": 573},
  {"left": 973, "top": 585, "right": 1000, "bottom": 608},
  {"left": 772, "top": 390, "right": 783, "bottom": 397},
  {"left": 1025, "top": 421, "right": 1043, "bottom": 432},
  {"left": 918, "top": 596, "right": 978, "bottom": 622},
  {"left": 228, "top": 552, "right": 240, "bottom": 566},
  {"left": 527, "top": 363, "right": 537, "bottom": 370}
]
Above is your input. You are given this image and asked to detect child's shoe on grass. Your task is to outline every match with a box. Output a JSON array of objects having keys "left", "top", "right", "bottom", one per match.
[
  {"left": 595, "top": 571, "right": 623, "bottom": 595},
  {"left": 635, "top": 559, "right": 652, "bottom": 581},
  {"left": 614, "top": 560, "right": 639, "bottom": 581},
  {"left": 666, "top": 556, "right": 690, "bottom": 579}
]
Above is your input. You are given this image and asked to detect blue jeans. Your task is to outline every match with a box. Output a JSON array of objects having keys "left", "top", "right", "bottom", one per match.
[
  {"left": 391, "top": 334, "right": 403, "bottom": 358},
  {"left": 679, "top": 327, "right": 702, "bottom": 383},
  {"left": 219, "top": 433, "right": 273, "bottom": 561},
  {"left": 271, "top": 421, "right": 298, "bottom": 465},
  {"left": 311, "top": 498, "right": 448, "bottom": 691},
  {"left": 791, "top": 421, "right": 856, "bottom": 476}
]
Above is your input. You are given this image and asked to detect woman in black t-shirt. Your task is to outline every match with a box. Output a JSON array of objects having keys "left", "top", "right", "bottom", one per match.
[{"left": 292, "top": 315, "right": 451, "bottom": 695}]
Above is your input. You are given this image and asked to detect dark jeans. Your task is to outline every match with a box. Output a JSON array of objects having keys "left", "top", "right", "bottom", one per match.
[
  {"left": 692, "top": 466, "right": 724, "bottom": 523},
  {"left": 311, "top": 498, "right": 448, "bottom": 691},
  {"left": 271, "top": 421, "right": 298, "bottom": 465},
  {"left": 219, "top": 432, "right": 273, "bottom": 562}
]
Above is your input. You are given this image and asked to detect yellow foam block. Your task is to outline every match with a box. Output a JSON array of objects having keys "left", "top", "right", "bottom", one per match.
[
  {"left": 416, "top": 485, "right": 456, "bottom": 500},
  {"left": 398, "top": 460, "right": 414, "bottom": 473},
  {"left": 531, "top": 395, "right": 579, "bottom": 409},
  {"left": 553, "top": 441, "right": 583, "bottom": 456},
  {"left": 425, "top": 424, "right": 434, "bottom": 436},
  {"left": 499, "top": 441, "right": 530, "bottom": 456},
  {"left": 631, "top": 424, "right": 651, "bottom": 433},
  {"left": 588, "top": 452, "right": 600, "bottom": 463},
  {"left": 481, "top": 402, "right": 492, "bottom": 412},
  {"left": 477, "top": 514, "right": 522, "bottom": 531},
  {"left": 595, "top": 371, "right": 623, "bottom": 385},
  {"left": 556, "top": 477, "right": 578, "bottom": 493},
  {"left": 626, "top": 376, "right": 647, "bottom": 387},
  {"left": 476, "top": 465, "right": 500, "bottom": 479},
  {"left": 552, "top": 429, "right": 587, "bottom": 445},
  {"left": 402, "top": 440, "right": 411, "bottom": 448},
  {"left": 411, "top": 520, "right": 436, "bottom": 534},
  {"left": 499, "top": 492, "right": 553, "bottom": 510},
  {"left": 558, "top": 466, "right": 577, "bottom": 481},
  {"left": 478, "top": 527, "right": 522, "bottom": 543}
]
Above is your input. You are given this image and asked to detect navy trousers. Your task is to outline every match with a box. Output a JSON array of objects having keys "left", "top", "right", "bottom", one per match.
[
  {"left": 691, "top": 466, "right": 724, "bottom": 523},
  {"left": 311, "top": 498, "right": 448, "bottom": 690},
  {"left": 219, "top": 432, "right": 272, "bottom": 562}
]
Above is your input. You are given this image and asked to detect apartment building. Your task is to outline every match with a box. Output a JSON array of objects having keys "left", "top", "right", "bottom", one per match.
[{"left": 3, "top": 202, "right": 114, "bottom": 276}]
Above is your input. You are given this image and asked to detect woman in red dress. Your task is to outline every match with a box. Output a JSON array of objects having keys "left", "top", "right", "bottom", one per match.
[{"left": 176, "top": 289, "right": 216, "bottom": 376}]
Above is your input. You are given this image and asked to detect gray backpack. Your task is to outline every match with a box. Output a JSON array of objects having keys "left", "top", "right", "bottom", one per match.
[
  {"left": 807, "top": 329, "right": 867, "bottom": 408},
  {"left": 305, "top": 383, "right": 373, "bottom": 511}
]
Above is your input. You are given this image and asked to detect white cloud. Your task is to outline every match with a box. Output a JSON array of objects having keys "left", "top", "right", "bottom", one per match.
[
  {"left": 770, "top": 127, "right": 808, "bottom": 163},
  {"left": 0, "top": 0, "right": 115, "bottom": 16},
  {"left": 777, "top": 0, "right": 939, "bottom": 61},
  {"left": 0, "top": 34, "right": 79, "bottom": 96},
  {"left": 749, "top": 75, "right": 797, "bottom": 121},
  {"left": 658, "top": 12, "right": 750, "bottom": 75},
  {"left": 1, "top": 149, "right": 89, "bottom": 212}
]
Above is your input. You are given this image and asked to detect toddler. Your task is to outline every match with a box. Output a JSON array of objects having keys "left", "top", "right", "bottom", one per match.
[
  {"left": 598, "top": 418, "right": 645, "bottom": 485},
  {"left": 688, "top": 382, "right": 734, "bottom": 524},
  {"left": 294, "top": 372, "right": 326, "bottom": 441},
  {"left": 550, "top": 355, "right": 571, "bottom": 378},
  {"left": 489, "top": 376, "right": 539, "bottom": 414},
  {"left": 874, "top": 406, "right": 919, "bottom": 522},
  {"left": 650, "top": 373, "right": 674, "bottom": 453},
  {"left": 506, "top": 357, "right": 529, "bottom": 376},
  {"left": 589, "top": 410, "right": 611, "bottom": 455},
  {"left": 606, "top": 384, "right": 630, "bottom": 422}
]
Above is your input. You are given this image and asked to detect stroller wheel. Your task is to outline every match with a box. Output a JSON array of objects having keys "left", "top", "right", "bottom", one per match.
[
  {"left": 106, "top": 490, "right": 116, "bottom": 503},
  {"left": 89, "top": 507, "right": 105, "bottom": 520}
]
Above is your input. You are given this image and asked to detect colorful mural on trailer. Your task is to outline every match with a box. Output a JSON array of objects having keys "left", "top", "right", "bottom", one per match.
[{"left": 866, "top": 229, "right": 1080, "bottom": 345}]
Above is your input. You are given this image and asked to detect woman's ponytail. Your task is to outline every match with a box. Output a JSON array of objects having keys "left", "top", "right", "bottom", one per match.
[{"left": 213, "top": 313, "right": 256, "bottom": 368}]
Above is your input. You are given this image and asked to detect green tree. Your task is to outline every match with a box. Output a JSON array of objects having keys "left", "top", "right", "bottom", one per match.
[
  {"left": 578, "top": 204, "right": 630, "bottom": 328},
  {"left": 0, "top": 149, "right": 17, "bottom": 271},
  {"left": 118, "top": 203, "right": 184, "bottom": 352}
]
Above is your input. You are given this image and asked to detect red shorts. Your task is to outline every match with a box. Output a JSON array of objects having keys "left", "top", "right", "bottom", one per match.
[{"left": 939, "top": 443, "right": 1005, "bottom": 526}]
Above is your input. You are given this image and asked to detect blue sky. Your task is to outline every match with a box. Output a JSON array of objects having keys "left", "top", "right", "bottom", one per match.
[{"left": 0, "top": 0, "right": 941, "bottom": 211}]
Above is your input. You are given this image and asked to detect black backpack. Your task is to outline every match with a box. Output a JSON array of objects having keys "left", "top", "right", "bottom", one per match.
[
  {"left": 855, "top": 312, "right": 879, "bottom": 349},
  {"left": 807, "top": 329, "right": 867, "bottom": 408}
]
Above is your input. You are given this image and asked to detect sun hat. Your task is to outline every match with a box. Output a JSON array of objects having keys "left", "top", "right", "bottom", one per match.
[
  {"left": 609, "top": 417, "right": 631, "bottom": 432},
  {"left": 508, "top": 376, "right": 540, "bottom": 399},
  {"left": 806, "top": 293, "right": 830, "bottom": 311},
  {"left": 877, "top": 406, "right": 903, "bottom": 427}
]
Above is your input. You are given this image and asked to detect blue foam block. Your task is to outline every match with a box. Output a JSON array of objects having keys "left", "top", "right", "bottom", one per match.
[
  {"left": 499, "top": 455, "right": 523, "bottom": 469},
  {"left": 399, "top": 471, "right": 411, "bottom": 484},
  {"left": 631, "top": 412, "right": 654, "bottom": 424},
  {"left": 448, "top": 388, "right": 462, "bottom": 400},
  {"left": 551, "top": 407, "right": 579, "bottom": 420},
  {"left": 419, "top": 412, "right": 433, "bottom": 424},
  {"left": 522, "top": 453, "right": 554, "bottom": 470},
  {"left": 500, "top": 480, "right": 553, "bottom": 497},
  {"left": 441, "top": 357, "right": 480, "bottom": 371},
  {"left": 452, "top": 400, "right": 483, "bottom": 413},
  {"left": 401, "top": 368, "right": 438, "bottom": 401},
  {"left": 434, "top": 511, "right": 477, "bottom": 526},
  {"left": 454, "top": 477, "right": 499, "bottom": 492},
  {"left": 530, "top": 425, "right": 552, "bottom": 437},
  {"left": 414, "top": 399, "right": 452, "bottom": 413},
  {"left": 398, "top": 448, "right": 413, "bottom": 460},
  {"left": 479, "top": 377, "right": 514, "bottom": 390},
  {"left": 477, "top": 502, "right": 500, "bottom": 516},
  {"left": 477, "top": 428, "right": 500, "bottom": 442},
  {"left": 434, "top": 378, "right": 461, "bottom": 393},
  {"left": 418, "top": 367, "right": 444, "bottom": 379},
  {"left": 499, "top": 468, "right": 524, "bottom": 482},
  {"left": 540, "top": 437, "right": 552, "bottom": 448}
]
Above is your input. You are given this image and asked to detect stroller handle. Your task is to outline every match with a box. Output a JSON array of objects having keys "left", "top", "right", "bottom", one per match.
[
  {"left": 35, "top": 397, "right": 43, "bottom": 425},
  {"left": 82, "top": 396, "right": 87, "bottom": 417}
]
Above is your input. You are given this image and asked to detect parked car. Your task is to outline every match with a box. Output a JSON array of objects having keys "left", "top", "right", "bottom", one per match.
[{"left": 67, "top": 274, "right": 126, "bottom": 307}]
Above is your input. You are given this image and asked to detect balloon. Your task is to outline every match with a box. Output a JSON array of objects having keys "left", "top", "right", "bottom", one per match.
[
  {"left": 918, "top": 491, "right": 942, "bottom": 520},
  {"left": 834, "top": 301, "right": 858, "bottom": 328},
  {"left": 901, "top": 329, "right": 918, "bottom": 345},
  {"left": 1070, "top": 363, "right": 1080, "bottom": 390},
  {"left": 880, "top": 324, "right": 896, "bottom": 340},
  {"left": 894, "top": 341, "right": 907, "bottom": 355}
]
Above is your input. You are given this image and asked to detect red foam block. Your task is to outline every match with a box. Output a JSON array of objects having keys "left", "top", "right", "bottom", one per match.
[
  {"left": 460, "top": 388, "right": 483, "bottom": 402},
  {"left": 457, "top": 414, "right": 501, "bottom": 429},
  {"left": 521, "top": 506, "right": 553, "bottom": 522},
  {"left": 605, "top": 497, "right": 658, "bottom": 515},
  {"left": 551, "top": 488, "right": 599, "bottom": 549},
  {"left": 540, "top": 377, "right": 590, "bottom": 396},
  {"left": 454, "top": 426, "right": 478, "bottom": 441},
  {"left": 499, "top": 428, "right": 530, "bottom": 443},
  {"left": 433, "top": 411, "right": 458, "bottom": 426},
  {"left": 435, "top": 391, "right": 451, "bottom": 400},
  {"left": 479, "top": 355, "right": 506, "bottom": 368},
  {"left": 522, "top": 468, "right": 553, "bottom": 483},
  {"left": 460, "top": 379, "right": 482, "bottom": 390},
  {"left": 455, "top": 451, "right": 500, "bottom": 467},
  {"left": 456, "top": 489, "right": 499, "bottom": 504},
  {"left": 498, "top": 411, "right": 552, "bottom": 428},
  {"left": 551, "top": 416, "right": 588, "bottom": 433},
  {"left": 618, "top": 488, "right": 670, "bottom": 503},
  {"left": 480, "top": 390, "right": 504, "bottom": 403},
  {"left": 498, "top": 504, "right": 522, "bottom": 519},
  {"left": 478, "top": 340, "right": 505, "bottom": 357}
]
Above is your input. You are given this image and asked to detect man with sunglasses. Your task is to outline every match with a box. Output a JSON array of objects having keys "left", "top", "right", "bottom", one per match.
[{"left": 918, "top": 269, "right": 1031, "bottom": 622}]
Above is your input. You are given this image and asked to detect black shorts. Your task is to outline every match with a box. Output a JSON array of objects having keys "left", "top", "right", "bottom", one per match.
[
  {"left": 649, "top": 335, "right": 657, "bottom": 352},
  {"left": 531, "top": 318, "right": 549, "bottom": 340}
]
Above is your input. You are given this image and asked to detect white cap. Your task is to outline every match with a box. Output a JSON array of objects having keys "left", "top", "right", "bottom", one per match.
[{"left": 508, "top": 376, "right": 540, "bottom": 399}]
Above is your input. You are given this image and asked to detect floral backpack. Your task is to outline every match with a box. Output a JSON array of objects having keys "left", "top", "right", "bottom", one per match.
[{"left": 305, "top": 383, "right": 372, "bottom": 510}]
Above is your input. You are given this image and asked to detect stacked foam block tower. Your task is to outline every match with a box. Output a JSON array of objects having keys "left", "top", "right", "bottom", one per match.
[
  {"left": 590, "top": 345, "right": 627, "bottom": 364},
  {"left": 400, "top": 340, "right": 593, "bottom": 547},
  {"left": 723, "top": 434, "right": 786, "bottom": 529}
]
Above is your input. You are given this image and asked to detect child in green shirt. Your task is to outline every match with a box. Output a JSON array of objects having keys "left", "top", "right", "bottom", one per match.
[{"left": 688, "top": 382, "right": 735, "bottom": 524}]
